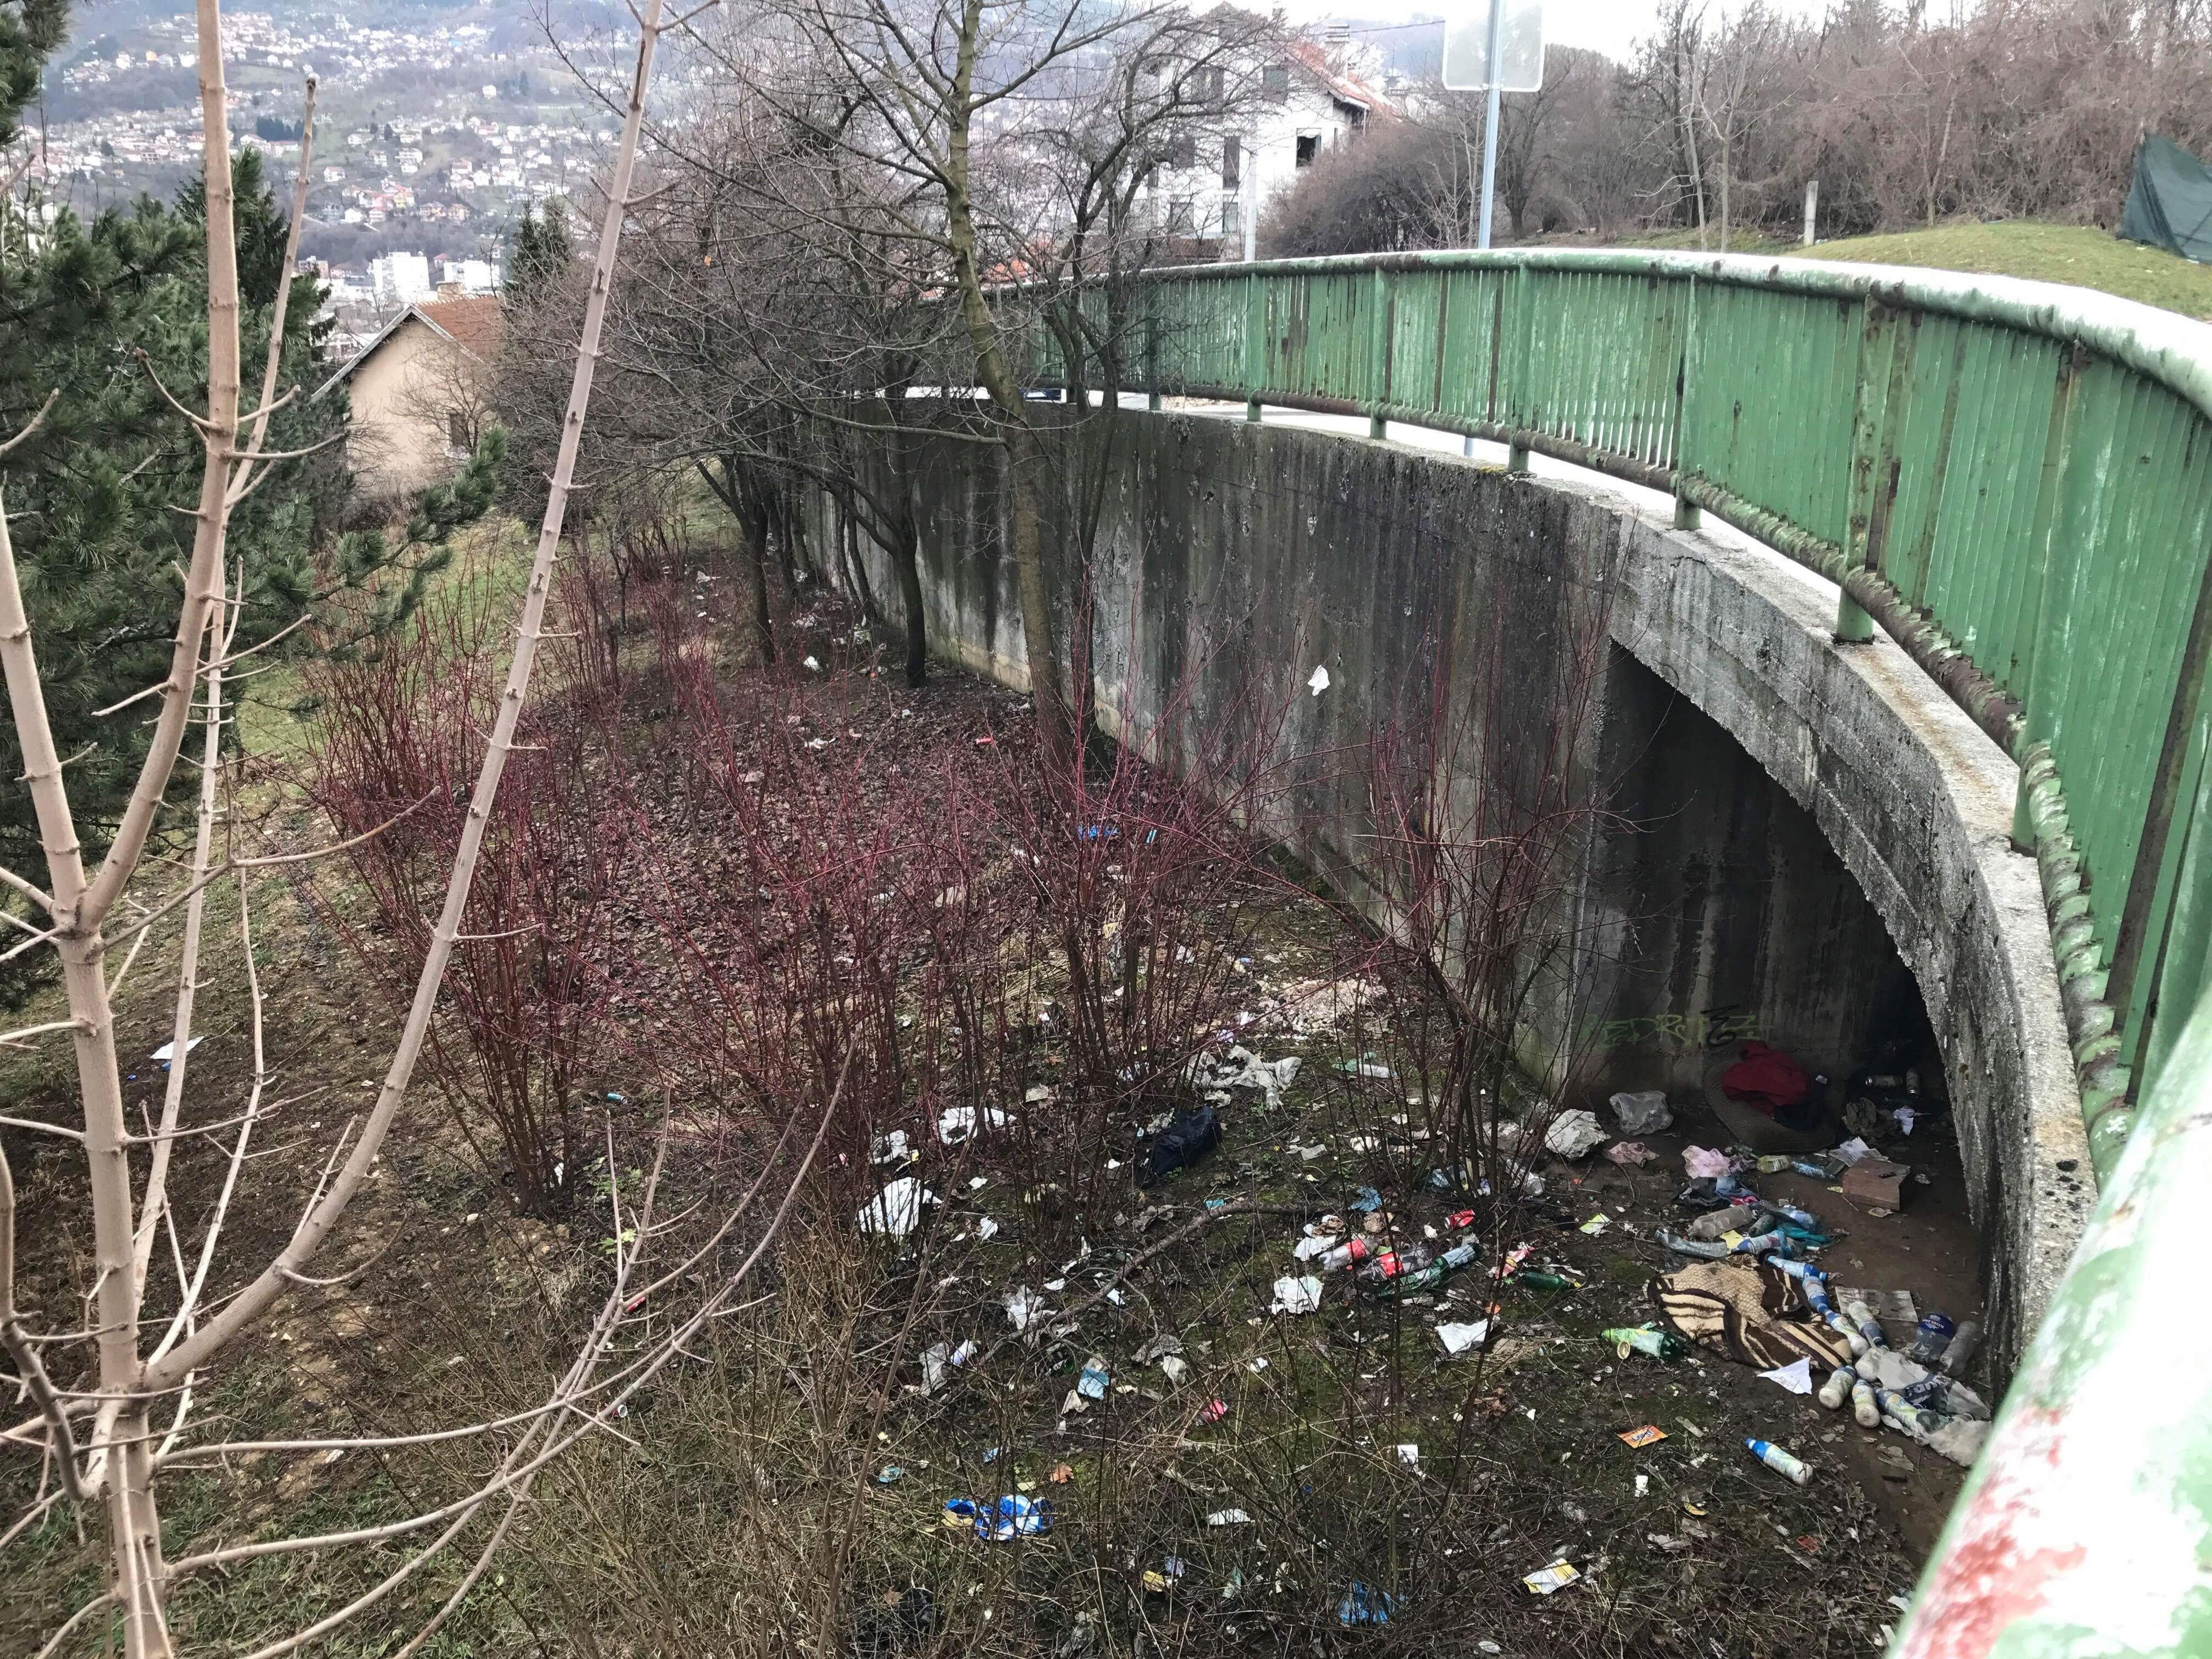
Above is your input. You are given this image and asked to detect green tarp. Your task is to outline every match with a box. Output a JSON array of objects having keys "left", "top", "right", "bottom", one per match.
[{"left": 2122, "top": 134, "right": 2212, "bottom": 263}]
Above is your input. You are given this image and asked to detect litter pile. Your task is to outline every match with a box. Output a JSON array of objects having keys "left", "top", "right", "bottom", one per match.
[{"left": 1634, "top": 1138, "right": 1990, "bottom": 1471}]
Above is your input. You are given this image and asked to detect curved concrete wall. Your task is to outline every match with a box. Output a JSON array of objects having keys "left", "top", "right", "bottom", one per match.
[{"left": 816, "top": 411, "right": 2088, "bottom": 1368}]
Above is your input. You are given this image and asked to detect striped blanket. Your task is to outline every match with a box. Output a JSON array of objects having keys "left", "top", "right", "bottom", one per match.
[{"left": 1649, "top": 1258, "right": 1854, "bottom": 1372}]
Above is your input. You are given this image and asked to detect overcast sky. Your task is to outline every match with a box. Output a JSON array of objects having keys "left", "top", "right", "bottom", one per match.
[{"left": 1289, "top": 0, "right": 1835, "bottom": 65}]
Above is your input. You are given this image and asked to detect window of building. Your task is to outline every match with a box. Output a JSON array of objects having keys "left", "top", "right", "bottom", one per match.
[
  {"left": 1166, "top": 132, "right": 1196, "bottom": 169},
  {"left": 1221, "top": 199, "right": 1241, "bottom": 239},
  {"left": 448, "top": 411, "right": 470, "bottom": 452},
  {"left": 1295, "top": 131, "right": 1320, "bottom": 168},
  {"left": 1166, "top": 196, "right": 1194, "bottom": 233},
  {"left": 1221, "top": 137, "right": 1241, "bottom": 188},
  {"left": 1262, "top": 63, "right": 1290, "bottom": 100}
]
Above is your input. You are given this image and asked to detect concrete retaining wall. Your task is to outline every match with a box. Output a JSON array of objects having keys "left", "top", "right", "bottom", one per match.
[{"left": 810, "top": 410, "right": 2088, "bottom": 1369}]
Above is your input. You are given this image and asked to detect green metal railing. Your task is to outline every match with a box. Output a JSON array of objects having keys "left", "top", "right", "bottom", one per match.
[{"left": 1106, "top": 248, "right": 2212, "bottom": 1185}]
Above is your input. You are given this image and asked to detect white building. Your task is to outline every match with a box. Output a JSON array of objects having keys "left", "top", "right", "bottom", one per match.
[
  {"left": 1139, "top": 34, "right": 1392, "bottom": 253},
  {"left": 439, "top": 258, "right": 501, "bottom": 294},
  {"left": 370, "top": 251, "right": 433, "bottom": 309}
]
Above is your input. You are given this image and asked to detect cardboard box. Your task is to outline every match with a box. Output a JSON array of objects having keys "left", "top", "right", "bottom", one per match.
[{"left": 1842, "top": 1156, "right": 1910, "bottom": 1210}]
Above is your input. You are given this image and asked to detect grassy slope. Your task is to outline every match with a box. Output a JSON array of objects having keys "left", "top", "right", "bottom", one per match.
[
  {"left": 1805, "top": 221, "right": 2212, "bottom": 320},
  {"left": 1622, "top": 219, "right": 2212, "bottom": 321}
]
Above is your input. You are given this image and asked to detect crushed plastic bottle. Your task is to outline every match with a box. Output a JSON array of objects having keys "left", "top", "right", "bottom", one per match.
[
  {"left": 1312, "top": 1237, "right": 1373, "bottom": 1272},
  {"left": 1365, "top": 1241, "right": 1474, "bottom": 1297},
  {"left": 1908, "top": 1312, "right": 1957, "bottom": 1366},
  {"left": 1939, "top": 1319, "right": 1982, "bottom": 1377},
  {"left": 1818, "top": 1365, "right": 1857, "bottom": 1410}
]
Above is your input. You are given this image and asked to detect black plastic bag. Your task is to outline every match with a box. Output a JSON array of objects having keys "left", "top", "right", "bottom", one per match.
[{"left": 1138, "top": 1106, "right": 1221, "bottom": 1187}]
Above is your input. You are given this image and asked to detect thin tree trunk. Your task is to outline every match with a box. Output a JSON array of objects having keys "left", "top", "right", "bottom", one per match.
[
  {"left": 944, "top": 0, "right": 1071, "bottom": 769},
  {"left": 893, "top": 514, "right": 927, "bottom": 687}
]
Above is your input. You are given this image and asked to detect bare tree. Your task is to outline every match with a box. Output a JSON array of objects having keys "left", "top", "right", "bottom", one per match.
[{"left": 671, "top": 0, "right": 1278, "bottom": 765}]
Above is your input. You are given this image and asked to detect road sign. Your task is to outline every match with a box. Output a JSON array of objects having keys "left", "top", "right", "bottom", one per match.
[{"left": 1441, "top": 0, "right": 1544, "bottom": 92}]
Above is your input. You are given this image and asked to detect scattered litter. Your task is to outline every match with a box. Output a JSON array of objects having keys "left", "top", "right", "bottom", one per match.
[
  {"left": 1606, "top": 1142, "right": 1658, "bottom": 1165},
  {"left": 1208, "top": 1046, "right": 1301, "bottom": 1109},
  {"left": 1270, "top": 1275, "right": 1323, "bottom": 1315},
  {"left": 1339, "top": 1059, "right": 1393, "bottom": 1080},
  {"left": 1395, "top": 1444, "right": 1420, "bottom": 1467},
  {"left": 937, "top": 1104, "right": 1009, "bottom": 1146},
  {"left": 976, "top": 1217, "right": 1000, "bottom": 1240},
  {"left": 1193, "top": 1398, "right": 1230, "bottom": 1426},
  {"left": 1522, "top": 1560, "right": 1581, "bottom": 1596},
  {"left": 858, "top": 1177, "right": 935, "bottom": 1239},
  {"left": 1759, "top": 1356, "right": 1815, "bottom": 1395},
  {"left": 1543, "top": 1108, "right": 1607, "bottom": 1160},
  {"left": 1609, "top": 1089, "right": 1673, "bottom": 1134},
  {"left": 1682, "top": 1145, "right": 1734, "bottom": 1180},
  {"left": 1647, "top": 1533, "right": 1691, "bottom": 1554},
  {"left": 1004, "top": 1287, "right": 1045, "bottom": 1333},
  {"left": 1048, "top": 1463, "right": 1074, "bottom": 1483},
  {"left": 1139, "top": 1106, "right": 1222, "bottom": 1187},
  {"left": 1747, "top": 1438, "right": 1812, "bottom": 1486},
  {"left": 1206, "top": 1509, "right": 1252, "bottom": 1527},
  {"left": 1336, "top": 1582, "right": 1395, "bottom": 1625},
  {"left": 150, "top": 1036, "right": 203, "bottom": 1064},
  {"left": 1308, "top": 664, "right": 1331, "bottom": 696},
  {"left": 1348, "top": 1186, "right": 1383, "bottom": 1213},
  {"left": 1077, "top": 1355, "right": 1111, "bottom": 1400},
  {"left": 1288, "top": 1142, "right": 1327, "bottom": 1161},
  {"left": 875, "top": 1465, "right": 904, "bottom": 1484},
  {"left": 1832, "top": 1137, "right": 1874, "bottom": 1165},
  {"left": 945, "top": 1495, "right": 1054, "bottom": 1540},
  {"left": 1135, "top": 1334, "right": 1183, "bottom": 1362},
  {"left": 869, "top": 1130, "right": 910, "bottom": 1165},
  {"left": 1245, "top": 1355, "right": 1268, "bottom": 1373},
  {"left": 1579, "top": 1213, "right": 1612, "bottom": 1236},
  {"left": 1618, "top": 1425, "right": 1668, "bottom": 1448},
  {"left": 1436, "top": 1320, "right": 1491, "bottom": 1355},
  {"left": 1159, "top": 1355, "right": 1191, "bottom": 1385}
]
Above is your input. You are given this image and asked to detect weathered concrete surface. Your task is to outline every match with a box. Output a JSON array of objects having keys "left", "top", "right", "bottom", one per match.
[
  {"left": 817, "top": 411, "right": 2088, "bottom": 1368},
  {"left": 1604, "top": 497, "right": 2090, "bottom": 1372}
]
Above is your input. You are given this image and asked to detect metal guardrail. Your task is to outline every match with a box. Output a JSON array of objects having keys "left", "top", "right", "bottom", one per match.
[
  {"left": 1116, "top": 248, "right": 2212, "bottom": 1185},
  {"left": 1098, "top": 248, "right": 2212, "bottom": 1653}
]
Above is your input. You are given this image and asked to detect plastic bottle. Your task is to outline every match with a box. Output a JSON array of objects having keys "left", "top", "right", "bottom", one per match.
[
  {"left": 1759, "top": 1199, "right": 1822, "bottom": 1231},
  {"left": 1756, "top": 1154, "right": 1793, "bottom": 1174},
  {"left": 1939, "top": 1319, "right": 1982, "bottom": 1377},
  {"left": 1314, "top": 1237, "right": 1372, "bottom": 1272},
  {"left": 1817, "top": 1365, "right": 1858, "bottom": 1410},
  {"left": 1850, "top": 1378, "right": 1881, "bottom": 1428},
  {"left": 1908, "top": 1312, "right": 1957, "bottom": 1366},
  {"left": 1845, "top": 1299, "right": 1889, "bottom": 1350},
  {"left": 1685, "top": 1203, "right": 1762, "bottom": 1242},
  {"left": 1603, "top": 1325, "right": 1686, "bottom": 1361},
  {"left": 1514, "top": 1270, "right": 1576, "bottom": 1291},
  {"left": 1747, "top": 1439, "right": 1812, "bottom": 1486},
  {"left": 1874, "top": 1387, "right": 1941, "bottom": 1438},
  {"left": 1791, "top": 1160, "right": 1831, "bottom": 1179},
  {"left": 1366, "top": 1242, "right": 1471, "bottom": 1296},
  {"left": 1655, "top": 1229, "right": 1730, "bottom": 1260}
]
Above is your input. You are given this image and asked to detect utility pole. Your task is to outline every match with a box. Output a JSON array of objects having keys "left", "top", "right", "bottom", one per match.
[
  {"left": 1476, "top": 0, "right": 1505, "bottom": 250},
  {"left": 1802, "top": 178, "right": 1819, "bottom": 246}
]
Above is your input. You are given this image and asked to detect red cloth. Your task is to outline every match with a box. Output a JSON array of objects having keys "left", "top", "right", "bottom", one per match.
[{"left": 1720, "top": 1041, "right": 1809, "bottom": 1116}]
